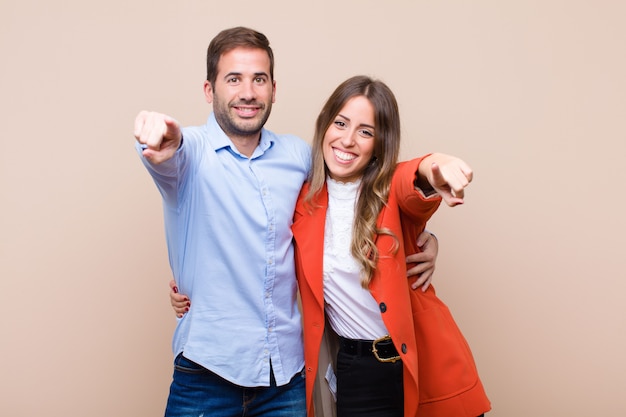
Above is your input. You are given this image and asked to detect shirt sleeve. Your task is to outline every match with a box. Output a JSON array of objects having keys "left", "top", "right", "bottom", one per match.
[{"left": 134, "top": 133, "right": 190, "bottom": 208}]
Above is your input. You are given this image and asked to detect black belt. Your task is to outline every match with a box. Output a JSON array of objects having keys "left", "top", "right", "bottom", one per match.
[{"left": 338, "top": 335, "right": 401, "bottom": 363}]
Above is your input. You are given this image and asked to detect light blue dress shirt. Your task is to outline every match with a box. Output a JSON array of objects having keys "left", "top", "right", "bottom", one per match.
[{"left": 137, "top": 113, "right": 311, "bottom": 387}]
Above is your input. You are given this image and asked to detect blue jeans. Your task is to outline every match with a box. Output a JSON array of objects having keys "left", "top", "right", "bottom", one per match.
[{"left": 164, "top": 353, "right": 306, "bottom": 417}]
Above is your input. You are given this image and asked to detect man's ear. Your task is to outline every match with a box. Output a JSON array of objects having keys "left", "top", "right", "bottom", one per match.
[
  {"left": 204, "top": 80, "right": 213, "bottom": 104},
  {"left": 271, "top": 79, "right": 276, "bottom": 103}
]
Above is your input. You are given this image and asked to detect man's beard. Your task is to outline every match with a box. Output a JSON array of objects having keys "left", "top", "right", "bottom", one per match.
[{"left": 214, "top": 100, "right": 272, "bottom": 139}]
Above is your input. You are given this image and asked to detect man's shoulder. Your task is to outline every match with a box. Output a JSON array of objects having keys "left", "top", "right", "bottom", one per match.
[
  {"left": 180, "top": 123, "right": 208, "bottom": 139},
  {"left": 264, "top": 129, "right": 311, "bottom": 153},
  {"left": 180, "top": 114, "right": 218, "bottom": 140},
  {"left": 180, "top": 117, "right": 224, "bottom": 151},
  {"left": 264, "top": 127, "right": 307, "bottom": 143},
  {"left": 260, "top": 130, "right": 311, "bottom": 173}
]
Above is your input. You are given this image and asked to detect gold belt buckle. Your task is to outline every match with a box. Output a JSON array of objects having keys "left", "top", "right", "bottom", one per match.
[{"left": 372, "top": 335, "right": 400, "bottom": 363}]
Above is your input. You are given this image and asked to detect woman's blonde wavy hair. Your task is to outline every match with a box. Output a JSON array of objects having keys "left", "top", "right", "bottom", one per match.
[{"left": 305, "top": 75, "right": 401, "bottom": 287}]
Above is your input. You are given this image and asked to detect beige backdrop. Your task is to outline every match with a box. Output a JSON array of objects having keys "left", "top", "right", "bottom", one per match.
[{"left": 1, "top": 0, "right": 625, "bottom": 416}]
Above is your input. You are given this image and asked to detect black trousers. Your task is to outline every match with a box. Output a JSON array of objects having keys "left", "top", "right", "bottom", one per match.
[
  {"left": 335, "top": 346, "right": 486, "bottom": 417},
  {"left": 335, "top": 347, "right": 404, "bottom": 417}
]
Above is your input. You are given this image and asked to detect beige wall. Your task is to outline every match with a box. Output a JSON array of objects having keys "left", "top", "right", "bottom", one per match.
[{"left": 1, "top": 1, "right": 625, "bottom": 415}]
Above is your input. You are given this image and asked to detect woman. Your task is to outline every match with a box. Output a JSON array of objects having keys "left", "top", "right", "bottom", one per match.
[{"left": 292, "top": 75, "right": 490, "bottom": 417}]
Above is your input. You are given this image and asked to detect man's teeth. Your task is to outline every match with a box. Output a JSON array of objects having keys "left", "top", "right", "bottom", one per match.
[{"left": 334, "top": 149, "right": 356, "bottom": 161}]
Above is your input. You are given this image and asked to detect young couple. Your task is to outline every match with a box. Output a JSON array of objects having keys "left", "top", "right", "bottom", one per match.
[{"left": 136, "top": 26, "right": 489, "bottom": 417}]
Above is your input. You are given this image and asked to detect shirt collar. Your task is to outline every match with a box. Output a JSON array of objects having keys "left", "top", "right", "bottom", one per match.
[{"left": 206, "top": 113, "right": 274, "bottom": 158}]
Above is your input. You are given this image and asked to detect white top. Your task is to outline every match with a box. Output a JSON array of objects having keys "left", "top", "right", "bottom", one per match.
[{"left": 323, "top": 177, "right": 389, "bottom": 340}]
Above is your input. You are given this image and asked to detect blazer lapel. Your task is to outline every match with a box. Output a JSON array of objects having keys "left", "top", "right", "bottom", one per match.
[{"left": 292, "top": 185, "right": 328, "bottom": 308}]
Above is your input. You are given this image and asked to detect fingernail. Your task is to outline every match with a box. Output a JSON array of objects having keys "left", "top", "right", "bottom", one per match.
[
  {"left": 173, "top": 286, "right": 179, "bottom": 293},
  {"left": 185, "top": 307, "right": 189, "bottom": 312}
]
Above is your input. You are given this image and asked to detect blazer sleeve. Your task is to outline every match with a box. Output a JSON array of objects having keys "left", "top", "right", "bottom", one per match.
[{"left": 392, "top": 156, "right": 442, "bottom": 223}]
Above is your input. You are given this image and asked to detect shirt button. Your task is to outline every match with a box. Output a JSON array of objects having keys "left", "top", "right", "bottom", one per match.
[
  {"left": 401, "top": 344, "right": 407, "bottom": 354},
  {"left": 379, "top": 303, "right": 387, "bottom": 313}
]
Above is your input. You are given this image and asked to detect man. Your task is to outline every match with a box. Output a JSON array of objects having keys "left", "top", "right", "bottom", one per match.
[{"left": 135, "top": 26, "right": 438, "bottom": 417}]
